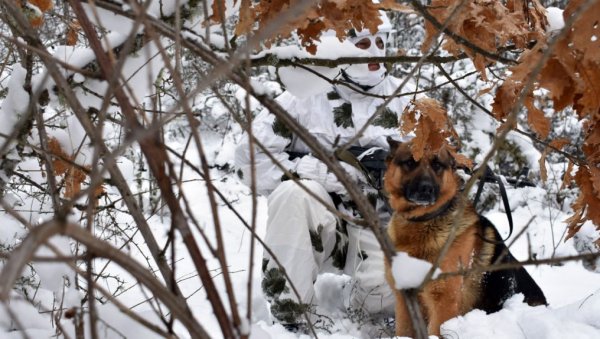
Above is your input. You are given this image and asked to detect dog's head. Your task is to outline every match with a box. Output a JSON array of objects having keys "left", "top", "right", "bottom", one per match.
[{"left": 384, "top": 138, "right": 460, "bottom": 219}]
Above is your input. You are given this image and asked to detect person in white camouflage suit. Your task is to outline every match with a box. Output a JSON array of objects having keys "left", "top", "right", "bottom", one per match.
[{"left": 235, "top": 12, "right": 416, "bottom": 330}]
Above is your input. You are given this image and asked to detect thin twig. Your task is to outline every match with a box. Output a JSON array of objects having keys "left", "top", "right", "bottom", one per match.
[
  {"left": 0, "top": 220, "right": 208, "bottom": 338},
  {"left": 434, "top": 62, "right": 585, "bottom": 166}
]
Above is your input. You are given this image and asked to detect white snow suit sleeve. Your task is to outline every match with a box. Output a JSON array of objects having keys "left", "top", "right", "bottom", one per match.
[
  {"left": 234, "top": 92, "right": 364, "bottom": 196},
  {"left": 234, "top": 105, "right": 296, "bottom": 196}
]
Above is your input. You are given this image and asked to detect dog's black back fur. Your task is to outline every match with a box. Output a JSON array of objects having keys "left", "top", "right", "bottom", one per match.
[{"left": 475, "top": 216, "right": 548, "bottom": 313}]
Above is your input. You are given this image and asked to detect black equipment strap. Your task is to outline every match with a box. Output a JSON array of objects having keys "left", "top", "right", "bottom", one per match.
[
  {"left": 473, "top": 165, "right": 513, "bottom": 244},
  {"left": 288, "top": 147, "right": 392, "bottom": 212},
  {"left": 334, "top": 148, "right": 377, "bottom": 187},
  {"left": 334, "top": 148, "right": 393, "bottom": 213}
]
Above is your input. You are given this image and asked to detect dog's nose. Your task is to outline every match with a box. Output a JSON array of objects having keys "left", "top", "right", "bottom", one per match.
[
  {"left": 406, "top": 180, "right": 439, "bottom": 205},
  {"left": 415, "top": 181, "right": 435, "bottom": 202},
  {"left": 416, "top": 181, "right": 435, "bottom": 197}
]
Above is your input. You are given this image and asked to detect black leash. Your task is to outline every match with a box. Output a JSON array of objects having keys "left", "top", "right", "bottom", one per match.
[{"left": 472, "top": 165, "right": 533, "bottom": 243}]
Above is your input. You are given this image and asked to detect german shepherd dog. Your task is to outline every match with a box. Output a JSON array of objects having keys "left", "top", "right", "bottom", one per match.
[{"left": 383, "top": 138, "right": 547, "bottom": 337}]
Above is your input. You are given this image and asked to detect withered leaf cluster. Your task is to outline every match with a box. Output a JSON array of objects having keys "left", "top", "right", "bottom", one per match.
[
  {"left": 401, "top": 98, "right": 472, "bottom": 170},
  {"left": 490, "top": 0, "right": 600, "bottom": 239},
  {"left": 210, "top": 0, "right": 409, "bottom": 54},
  {"left": 422, "top": 0, "right": 547, "bottom": 77},
  {"left": 48, "top": 138, "right": 103, "bottom": 201},
  {"left": 14, "top": 0, "right": 53, "bottom": 27}
]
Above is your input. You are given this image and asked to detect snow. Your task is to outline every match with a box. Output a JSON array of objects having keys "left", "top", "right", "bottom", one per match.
[
  {"left": 0, "top": 214, "right": 26, "bottom": 245},
  {"left": 391, "top": 252, "right": 441, "bottom": 289},
  {"left": 4, "top": 79, "right": 600, "bottom": 339},
  {"left": 33, "top": 237, "right": 74, "bottom": 293},
  {"left": 0, "top": 295, "right": 52, "bottom": 332},
  {"left": 0, "top": 64, "right": 27, "bottom": 144},
  {"left": 546, "top": 7, "right": 565, "bottom": 32},
  {"left": 116, "top": 156, "right": 136, "bottom": 184},
  {"left": 257, "top": 37, "right": 375, "bottom": 98},
  {"left": 50, "top": 45, "right": 97, "bottom": 72},
  {"left": 6, "top": 128, "right": 599, "bottom": 332},
  {"left": 506, "top": 130, "right": 542, "bottom": 173},
  {"left": 443, "top": 292, "right": 600, "bottom": 339},
  {"left": 1, "top": 135, "right": 598, "bottom": 335},
  {"left": 82, "top": 4, "right": 135, "bottom": 36},
  {"left": 59, "top": 303, "right": 166, "bottom": 339}
]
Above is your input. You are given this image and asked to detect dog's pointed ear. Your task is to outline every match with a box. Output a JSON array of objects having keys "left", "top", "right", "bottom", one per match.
[{"left": 386, "top": 136, "right": 401, "bottom": 164}]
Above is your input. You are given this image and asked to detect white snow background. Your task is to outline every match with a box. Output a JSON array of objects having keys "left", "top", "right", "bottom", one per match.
[{"left": 0, "top": 3, "right": 599, "bottom": 339}]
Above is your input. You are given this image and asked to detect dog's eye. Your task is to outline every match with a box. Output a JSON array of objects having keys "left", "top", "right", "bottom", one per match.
[
  {"left": 398, "top": 158, "right": 417, "bottom": 169},
  {"left": 431, "top": 158, "right": 446, "bottom": 172}
]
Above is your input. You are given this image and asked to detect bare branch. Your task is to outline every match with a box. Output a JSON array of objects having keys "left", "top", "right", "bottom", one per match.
[
  {"left": 0, "top": 220, "right": 209, "bottom": 338},
  {"left": 67, "top": 1, "right": 236, "bottom": 336}
]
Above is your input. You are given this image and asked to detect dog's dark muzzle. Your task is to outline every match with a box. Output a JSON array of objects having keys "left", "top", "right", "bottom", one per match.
[{"left": 404, "top": 178, "right": 440, "bottom": 206}]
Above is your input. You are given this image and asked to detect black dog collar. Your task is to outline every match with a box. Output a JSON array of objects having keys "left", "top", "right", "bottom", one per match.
[{"left": 407, "top": 196, "right": 458, "bottom": 223}]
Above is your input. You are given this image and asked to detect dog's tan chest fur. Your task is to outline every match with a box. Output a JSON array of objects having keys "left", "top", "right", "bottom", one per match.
[
  {"left": 386, "top": 203, "right": 486, "bottom": 336},
  {"left": 387, "top": 204, "right": 479, "bottom": 261}
]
